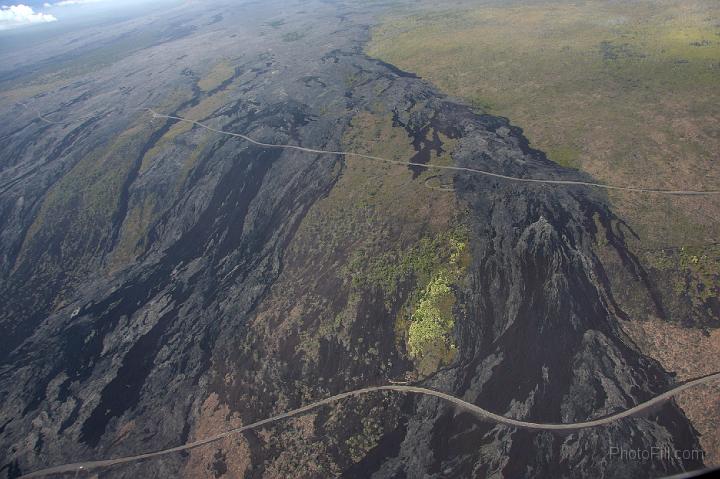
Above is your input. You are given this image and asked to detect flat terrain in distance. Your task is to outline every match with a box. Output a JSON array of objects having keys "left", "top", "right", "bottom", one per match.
[{"left": 368, "top": 0, "right": 720, "bottom": 245}]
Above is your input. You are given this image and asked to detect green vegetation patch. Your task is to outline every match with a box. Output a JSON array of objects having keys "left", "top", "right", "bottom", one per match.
[
  {"left": 346, "top": 415, "right": 384, "bottom": 463},
  {"left": 545, "top": 145, "right": 581, "bottom": 169},
  {"left": 645, "top": 243, "right": 720, "bottom": 307},
  {"left": 407, "top": 273, "right": 455, "bottom": 359},
  {"left": 347, "top": 229, "right": 467, "bottom": 299},
  {"left": 406, "top": 236, "right": 467, "bottom": 373},
  {"left": 348, "top": 228, "right": 470, "bottom": 375},
  {"left": 679, "top": 245, "right": 720, "bottom": 304}
]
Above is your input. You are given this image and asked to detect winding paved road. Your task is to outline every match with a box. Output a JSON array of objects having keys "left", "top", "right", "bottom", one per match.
[
  {"left": 145, "top": 109, "right": 720, "bottom": 196},
  {"left": 19, "top": 372, "right": 720, "bottom": 478}
]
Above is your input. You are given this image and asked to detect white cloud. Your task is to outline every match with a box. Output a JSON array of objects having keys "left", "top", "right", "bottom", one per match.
[
  {"left": 44, "top": 0, "right": 107, "bottom": 7},
  {"left": 0, "top": 4, "right": 57, "bottom": 30}
]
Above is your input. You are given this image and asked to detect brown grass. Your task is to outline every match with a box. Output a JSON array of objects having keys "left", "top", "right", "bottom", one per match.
[
  {"left": 183, "top": 393, "right": 251, "bottom": 478},
  {"left": 622, "top": 319, "right": 720, "bottom": 465}
]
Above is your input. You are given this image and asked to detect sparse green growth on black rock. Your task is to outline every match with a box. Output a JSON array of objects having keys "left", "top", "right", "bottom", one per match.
[
  {"left": 679, "top": 245, "right": 720, "bottom": 305},
  {"left": 643, "top": 244, "right": 720, "bottom": 325},
  {"left": 345, "top": 225, "right": 469, "bottom": 376},
  {"left": 346, "top": 415, "right": 384, "bottom": 463},
  {"left": 405, "top": 234, "right": 467, "bottom": 375},
  {"left": 347, "top": 228, "right": 469, "bottom": 299}
]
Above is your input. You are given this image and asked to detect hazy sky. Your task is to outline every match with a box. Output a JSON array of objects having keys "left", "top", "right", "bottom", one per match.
[{"left": 0, "top": 0, "right": 118, "bottom": 30}]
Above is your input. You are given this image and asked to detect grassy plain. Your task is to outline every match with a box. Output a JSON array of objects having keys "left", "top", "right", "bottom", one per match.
[{"left": 367, "top": 0, "right": 720, "bottom": 244}]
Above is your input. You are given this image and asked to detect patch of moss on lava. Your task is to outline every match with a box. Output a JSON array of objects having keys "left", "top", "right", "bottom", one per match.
[
  {"left": 407, "top": 273, "right": 455, "bottom": 359},
  {"left": 346, "top": 228, "right": 467, "bottom": 298},
  {"left": 644, "top": 244, "right": 720, "bottom": 320},
  {"left": 343, "top": 225, "right": 469, "bottom": 376},
  {"left": 354, "top": 228, "right": 470, "bottom": 376},
  {"left": 406, "top": 234, "right": 467, "bottom": 374},
  {"left": 678, "top": 244, "right": 720, "bottom": 304},
  {"left": 346, "top": 415, "right": 384, "bottom": 463}
]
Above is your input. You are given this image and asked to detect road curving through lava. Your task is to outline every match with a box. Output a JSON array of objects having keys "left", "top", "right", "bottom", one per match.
[
  {"left": 144, "top": 108, "right": 720, "bottom": 196},
  {"left": 19, "top": 372, "right": 720, "bottom": 478}
]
